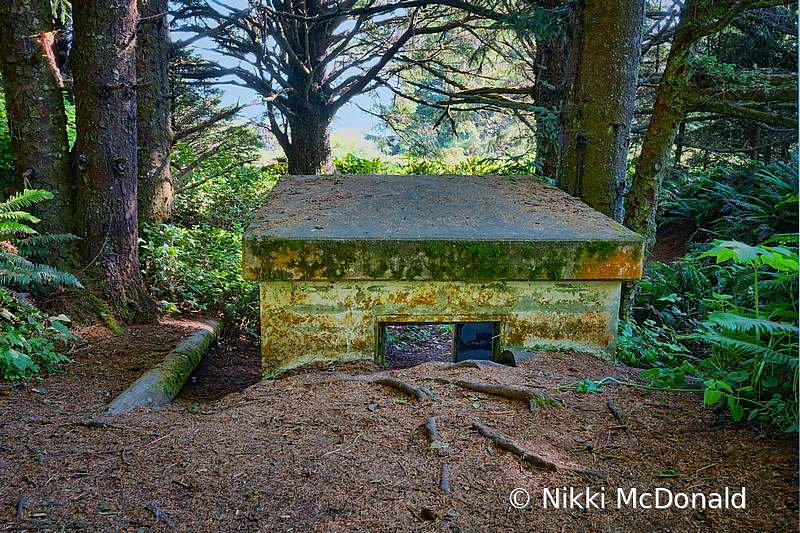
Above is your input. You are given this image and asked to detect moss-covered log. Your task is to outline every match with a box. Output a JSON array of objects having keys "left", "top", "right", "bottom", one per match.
[{"left": 105, "top": 319, "right": 221, "bottom": 414}]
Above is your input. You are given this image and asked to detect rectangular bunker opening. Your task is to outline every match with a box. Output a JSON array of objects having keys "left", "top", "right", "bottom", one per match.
[{"left": 378, "top": 321, "right": 502, "bottom": 369}]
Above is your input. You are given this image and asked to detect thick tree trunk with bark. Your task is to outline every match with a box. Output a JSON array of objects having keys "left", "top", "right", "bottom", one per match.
[
  {"left": 0, "top": 0, "right": 75, "bottom": 242},
  {"left": 136, "top": 0, "right": 174, "bottom": 223},
  {"left": 284, "top": 103, "right": 336, "bottom": 175},
  {"left": 73, "top": 0, "right": 156, "bottom": 322},
  {"left": 623, "top": 49, "right": 693, "bottom": 252},
  {"left": 558, "top": 0, "right": 644, "bottom": 221},
  {"left": 533, "top": 39, "right": 568, "bottom": 181},
  {"left": 532, "top": 0, "right": 570, "bottom": 181}
]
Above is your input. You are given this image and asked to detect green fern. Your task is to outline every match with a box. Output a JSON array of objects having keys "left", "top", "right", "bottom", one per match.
[
  {"left": 1, "top": 189, "right": 54, "bottom": 213},
  {"left": 706, "top": 311, "right": 799, "bottom": 336},
  {"left": 0, "top": 189, "right": 82, "bottom": 291}
]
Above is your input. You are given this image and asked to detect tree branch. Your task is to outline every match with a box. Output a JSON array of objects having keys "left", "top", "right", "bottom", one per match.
[
  {"left": 172, "top": 97, "right": 274, "bottom": 143},
  {"left": 691, "top": 101, "right": 798, "bottom": 128},
  {"left": 175, "top": 158, "right": 258, "bottom": 194}
]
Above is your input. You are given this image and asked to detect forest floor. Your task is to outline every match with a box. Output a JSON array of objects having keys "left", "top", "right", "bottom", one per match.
[{"left": 1, "top": 317, "right": 798, "bottom": 533}]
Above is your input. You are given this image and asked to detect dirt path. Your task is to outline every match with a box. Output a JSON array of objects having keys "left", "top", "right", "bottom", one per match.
[{"left": 0, "top": 319, "right": 797, "bottom": 532}]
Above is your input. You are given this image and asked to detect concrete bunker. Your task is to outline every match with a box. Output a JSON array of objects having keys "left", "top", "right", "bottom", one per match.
[{"left": 243, "top": 174, "right": 644, "bottom": 378}]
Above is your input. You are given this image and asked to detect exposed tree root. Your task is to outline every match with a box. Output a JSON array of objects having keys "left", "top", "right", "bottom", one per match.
[
  {"left": 424, "top": 416, "right": 440, "bottom": 442},
  {"left": 472, "top": 423, "right": 605, "bottom": 479},
  {"left": 62, "top": 421, "right": 128, "bottom": 430},
  {"left": 310, "top": 373, "right": 434, "bottom": 401},
  {"left": 440, "top": 463, "right": 450, "bottom": 493},
  {"left": 411, "top": 416, "right": 448, "bottom": 453},
  {"left": 606, "top": 401, "right": 633, "bottom": 440},
  {"left": 442, "top": 379, "right": 557, "bottom": 413},
  {"left": 146, "top": 504, "right": 175, "bottom": 530},
  {"left": 373, "top": 377, "right": 434, "bottom": 400}
]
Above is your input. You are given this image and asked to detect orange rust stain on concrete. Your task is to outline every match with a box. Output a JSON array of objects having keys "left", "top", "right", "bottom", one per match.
[
  {"left": 268, "top": 247, "right": 306, "bottom": 275},
  {"left": 573, "top": 250, "right": 643, "bottom": 280},
  {"left": 505, "top": 310, "right": 614, "bottom": 348}
]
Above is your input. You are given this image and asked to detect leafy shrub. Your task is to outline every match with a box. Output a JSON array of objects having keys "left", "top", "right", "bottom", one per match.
[
  {"left": 617, "top": 319, "right": 689, "bottom": 368},
  {"left": 334, "top": 154, "right": 392, "bottom": 174},
  {"left": 139, "top": 223, "right": 259, "bottom": 333},
  {"left": 332, "top": 153, "right": 540, "bottom": 176},
  {"left": 397, "top": 155, "right": 539, "bottom": 176},
  {"left": 0, "top": 189, "right": 80, "bottom": 379},
  {"left": 634, "top": 238, "right": 799, "bottom": 432},
  {"left": 0, "top": 292, "right": 73, "bottom": 379},
  {"left": 637, "top": 256, "right": 712, "bottom": 330},
  {"left": 0, "top": 95, "right": 14, "bottom": 190},
  {"left": 173, "top": 159, "right": 277, "bottom": 231}
]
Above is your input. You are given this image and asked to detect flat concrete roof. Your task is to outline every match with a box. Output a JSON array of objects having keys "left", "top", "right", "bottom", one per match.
[{"left": 243, "top": 175, "right": 644, "bottom": 282}]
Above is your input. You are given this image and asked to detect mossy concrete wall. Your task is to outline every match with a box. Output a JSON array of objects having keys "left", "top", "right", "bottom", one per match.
[{"left": 259, "top": 280, "right": 620, "bottom": 377}]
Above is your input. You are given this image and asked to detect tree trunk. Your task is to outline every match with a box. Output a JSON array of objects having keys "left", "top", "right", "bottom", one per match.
[
  {"left": 285, "top": 102, "right": 336, "bottom": 175},
  {"left": 558, "top": 0, "right": 644, "bottom": 221},
  {"left": 0, "top": 0, "right": 75, "bottom": 244},
  {"left": 73, "top": 0, "right": 156, "bottom": 322},
  {"left": 136, "top": 0, "right": 174, "bottom": 223},
  {"left": 533, "top": 31, "right": 568, "bottom": 181},
  {"left": 623, "top": 7, "right": 698, "bottom": 254}
]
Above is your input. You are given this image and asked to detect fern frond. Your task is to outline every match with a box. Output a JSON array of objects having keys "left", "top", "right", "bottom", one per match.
[
  {"left": 0, "top": 250, "right": 35, "bottom": 269},
  {"left": 18, "top": 233, "right": 79, "bottom": 247},
  {"left": 0, "top": 189, "right": 54, "bottom": 213},
  {"left": 0, "top": 211, "right": 40, "bottom": 223},
  {"left": 707, "top": 312, "right": 799, "bottom": 335},
  {"left": 24, "top": 264, "right": 83, "bottom": 288},
  {"left": 702, "top": 334, "right": 798, "bottom": 369},
  {"left": 0, "top": 222, "right": 37, "bottom": 237}
]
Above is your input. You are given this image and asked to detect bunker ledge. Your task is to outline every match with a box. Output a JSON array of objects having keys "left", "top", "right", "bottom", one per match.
[{"left": 243, "top": 174, "right": 643, "bottom": 283}]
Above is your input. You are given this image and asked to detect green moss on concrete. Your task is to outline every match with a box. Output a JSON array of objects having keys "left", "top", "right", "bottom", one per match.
[
  {"left": 245, "top": 235, "right": 642, "bottom": 282},
  {"left": 582, "top": 239, "right": 619, "bottom": 260}
]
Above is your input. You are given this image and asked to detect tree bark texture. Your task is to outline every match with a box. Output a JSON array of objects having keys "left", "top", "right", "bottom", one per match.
[
  {"left": 533, "top": 37, "right": 568, "bottom": 181},
  {"left": 136, "top": 0, "right": 173, "bottom": 223},
  {"left": 623, "top": 0, "right": 704, "bottom": 254},
  {"left": 284, "top": 101, "right": 336, "bottom": 175},
  {"left": 0, "top": 0, "right": 75, "bottom": 238},
  {"left": 558, "top": 0, "right": 644, "bottom": 221},
  {"left": 73, "top": 0, "right": 155, "bottom": 321},
  {"left": 532, "top": 0, "right": 570, "bottom": 181}
]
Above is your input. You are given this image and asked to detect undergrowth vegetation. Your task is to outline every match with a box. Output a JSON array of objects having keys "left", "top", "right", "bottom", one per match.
[
  {"left": 140, "top": 162, "right": 276, "bottom": 335},
  {"left": 0, "top": 190, "right": 80, "bottom": 379},
  {"left": 334, "top": 153, "right": 540, "bottom": 177},
  {"left": 619, "top": 160, "right": 799, "bottom": 432}
]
